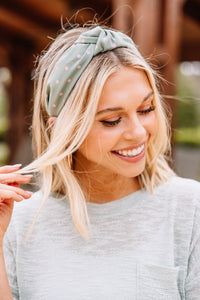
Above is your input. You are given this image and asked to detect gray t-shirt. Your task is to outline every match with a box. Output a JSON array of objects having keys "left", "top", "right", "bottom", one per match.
[{"left": 3, "top": 176, "right": 200, "bottom": 299}]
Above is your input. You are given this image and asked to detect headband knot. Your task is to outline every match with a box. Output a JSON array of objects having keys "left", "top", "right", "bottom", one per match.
[{"left": 45, "top": 26, "right": 139, "bottom": 116}]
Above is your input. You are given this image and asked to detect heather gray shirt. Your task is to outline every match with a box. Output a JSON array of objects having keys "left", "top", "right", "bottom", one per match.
[{"left": 3, "top": 176, "right": 200, "bottom": 299}]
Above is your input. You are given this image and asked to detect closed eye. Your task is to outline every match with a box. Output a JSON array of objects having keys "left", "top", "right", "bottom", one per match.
[
  {"left": 100, "top": 117, "right": 122, "bottom": 127},
  {"left": 137, "top": 105, "right": 156, "bottom": 114}
]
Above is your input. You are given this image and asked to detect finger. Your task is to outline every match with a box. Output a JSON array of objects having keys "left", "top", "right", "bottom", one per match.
[
  {"left": 0, "top": 173, "right": 32, "bottom": 184},
  {"left": 0, "top": 190, "right": 25, "bottom": 202},
  {"left": 0, "top": 184, "right": 33, "bottom": 199},
  {"left": 0, "top": 164, "right": 22, "bottom": 174}
]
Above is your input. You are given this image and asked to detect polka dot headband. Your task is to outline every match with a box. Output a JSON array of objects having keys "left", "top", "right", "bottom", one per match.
[{"left": 45, "top": 26, "right": 139, "bottom": 116}]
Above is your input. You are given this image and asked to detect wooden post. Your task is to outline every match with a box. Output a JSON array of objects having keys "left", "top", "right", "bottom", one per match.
[
  {"left": 162, "top": 0, "right": 187, "bottom": 89},
  {"left": 112, "top": 0, "right": 133, "bottom": 34},
  {"left": 6, "top": 39, "right": 34, "bottom": 163},
  {"left": 130, "top": 0, "right": 161, "bottom": 55}
]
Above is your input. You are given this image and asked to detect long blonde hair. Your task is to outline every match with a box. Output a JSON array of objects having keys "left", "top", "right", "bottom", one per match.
[{"left": 21, "top": 25, "right": 174, "bottom": 239}]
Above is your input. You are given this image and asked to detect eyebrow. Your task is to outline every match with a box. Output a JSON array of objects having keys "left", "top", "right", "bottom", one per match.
[{"left": 96, "top": 91, "right": 154, "bottom": 116}]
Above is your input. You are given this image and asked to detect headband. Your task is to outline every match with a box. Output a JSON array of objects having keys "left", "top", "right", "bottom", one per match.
[{"left": 45, "top": 26, "right": 139, "bottom": 116}]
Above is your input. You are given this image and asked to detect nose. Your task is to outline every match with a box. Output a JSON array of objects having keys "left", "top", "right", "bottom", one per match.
[{"left": 123, "top": 115, "right": 147, "bottom": 142}]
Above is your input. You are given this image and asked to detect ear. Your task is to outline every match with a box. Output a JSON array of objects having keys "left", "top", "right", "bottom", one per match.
[{"left": 47, "top": 117, "right": 57, "bottom": 127}]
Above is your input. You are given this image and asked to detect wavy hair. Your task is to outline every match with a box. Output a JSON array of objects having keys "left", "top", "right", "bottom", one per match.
[{"left": 20, "top": 25, "right": 174, "bottom": 239}]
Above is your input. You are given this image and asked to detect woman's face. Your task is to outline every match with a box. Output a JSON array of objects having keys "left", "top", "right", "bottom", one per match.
[{"left": 76, "top": 67, "right": 158, "bottom": 179}]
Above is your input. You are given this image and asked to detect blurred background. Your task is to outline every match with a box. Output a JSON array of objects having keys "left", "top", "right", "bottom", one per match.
[{"left": 0, "top": 0, "right": 199, "bottom": 180}]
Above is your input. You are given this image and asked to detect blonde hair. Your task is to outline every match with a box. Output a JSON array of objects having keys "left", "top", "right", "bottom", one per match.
[{"left": 21, "top": 25, "right": 174, "bottom": 239}]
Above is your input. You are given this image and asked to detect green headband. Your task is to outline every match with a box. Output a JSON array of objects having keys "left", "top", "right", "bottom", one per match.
[{"left": 45, "top": 26, "right": 139, "bottom": 116}]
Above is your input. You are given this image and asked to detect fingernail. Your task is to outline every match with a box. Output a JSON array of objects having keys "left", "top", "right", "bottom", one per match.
[
  {"left": 12, "top": 164, "right": 22, "bottom": 168},
  {"left": 24, "top": 191, "right": 33, "bottom": 197},
  {"left": 23, "top": 175, "right": 33, "bottom": 178}
]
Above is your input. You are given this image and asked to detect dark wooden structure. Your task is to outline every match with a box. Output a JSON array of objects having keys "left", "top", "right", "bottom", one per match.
[{"left": 0, "top": 0, "right": 200, "bottom": 163}]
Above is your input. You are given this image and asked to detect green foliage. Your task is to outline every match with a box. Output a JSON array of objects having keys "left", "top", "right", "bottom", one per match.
[
  {"left": 0, "top": 87, "right": 9, "bottom": 116},
  {"left": 0, "top": 87, "right": 10, "bottom": 140},
  {"left": 0, "top": 142, "right": 10, "bottom": 164},
  {"left": 0, "top": 83, "right": 10, "bottom": 163},
  {"left": 174, "top": 126, "right": 200, "bottom": 147},
  {"left": 177, "top": 99, "right": 199, "bottom": 128},
  {"left": 175, "top": 67, "right": 200, "bottom": 146}
]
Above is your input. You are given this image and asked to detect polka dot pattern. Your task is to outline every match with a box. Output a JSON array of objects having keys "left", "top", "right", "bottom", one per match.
[{"left": 46, "top": 26, "right": 139, "bottom": 116}]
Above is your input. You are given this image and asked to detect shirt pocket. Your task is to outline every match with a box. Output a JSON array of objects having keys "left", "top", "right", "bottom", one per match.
[{"left": 136, "top": 263, "right": 186, "bottom": 300}]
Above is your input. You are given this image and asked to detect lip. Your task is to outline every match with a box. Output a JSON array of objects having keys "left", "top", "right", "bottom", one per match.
[
  {"left": 114, "top": 140, "right": 147, "bottom": 152},
  {"left": 111, "top": 141, "right": 146, "bottom": 163},
  {"left": 112, "top": 144, "right": 146, "bottom": 163}
]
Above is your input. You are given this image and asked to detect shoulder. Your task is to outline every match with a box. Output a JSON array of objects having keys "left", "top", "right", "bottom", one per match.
[
  {"left": 154, "top": 176, "right": 200, "bottom": 228},
  {"left": 7, "top": 190, "right": 68, "bottom": 237},
  {"left": 155, "top": 176, "right": 200, "bottom": 259},
  {"left": 12, "top": 190, "right": 46, "bottom": 221},
  {"left": 155, "top": 176, "right": 200, "bottom": 204},
  {"left": 12, "top": 190, "right": 67, "bottom": 218}
]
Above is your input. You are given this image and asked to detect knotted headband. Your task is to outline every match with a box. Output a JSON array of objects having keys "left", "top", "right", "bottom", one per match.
[{"left": 45, "top": 26, "right": 140, "bottom": 116}]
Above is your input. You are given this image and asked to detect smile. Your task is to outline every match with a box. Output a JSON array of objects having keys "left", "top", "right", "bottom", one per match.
[{"left": 115, "top": 144, "right": 145, "bottom": 157}]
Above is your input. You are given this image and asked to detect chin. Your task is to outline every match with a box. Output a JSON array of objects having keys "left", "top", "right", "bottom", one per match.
[{"left": 116, "top": 163, "right": 146, "bottom": 178}]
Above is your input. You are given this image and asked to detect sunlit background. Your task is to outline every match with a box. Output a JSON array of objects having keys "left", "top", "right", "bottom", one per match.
[
  {"left": 0, "top": 0, "right": 199, "bottom": 181},
  {"left": 174, "top": 61, "right": 200, "bottom": 180}
]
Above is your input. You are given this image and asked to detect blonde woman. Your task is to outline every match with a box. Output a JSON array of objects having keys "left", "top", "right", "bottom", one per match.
[{"left": 1, "top": 25, "right": 200, "bottom": 299}]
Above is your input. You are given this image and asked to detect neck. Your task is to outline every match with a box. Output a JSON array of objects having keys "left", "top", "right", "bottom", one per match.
[{"left": 74, "top": 158, "right": 141, "bottom": 204}]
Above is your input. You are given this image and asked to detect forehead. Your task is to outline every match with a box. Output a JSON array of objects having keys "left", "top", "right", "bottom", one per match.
[{"left": 97, "top": 67, "right": 153, "bottom": 110}]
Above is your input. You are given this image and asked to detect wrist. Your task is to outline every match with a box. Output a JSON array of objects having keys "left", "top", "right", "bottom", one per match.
[
  {"left": 0, "top": 246, "right": 4, "bottom": 256},
  {"left": 0, "top": 238, "right": 5, "bottom": 254},
  {"left": 0, "top": 237, "right": 4, "bottom": 250}
]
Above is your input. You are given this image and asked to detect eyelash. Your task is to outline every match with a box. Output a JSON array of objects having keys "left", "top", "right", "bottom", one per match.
[
  {"left": 100, "top": 105, "right": 156, "bottom": 127},
  {"left": 137, "top": 105, "right": 156, "bottom": 114},
  {"left": 100, "top": 117, "right": 122, "bottom": 127}
]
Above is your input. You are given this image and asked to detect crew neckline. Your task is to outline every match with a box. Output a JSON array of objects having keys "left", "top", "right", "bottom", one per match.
[
  {"left": 86, "top": 188, "right": 147, "bottom": 216},
  {"left": 49, "top": 176, "right": 176, "bottom": 216}
]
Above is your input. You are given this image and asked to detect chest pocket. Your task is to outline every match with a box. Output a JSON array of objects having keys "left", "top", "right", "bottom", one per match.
[{"left": 136, "top": 263, "right": 186, "bottom": 300}]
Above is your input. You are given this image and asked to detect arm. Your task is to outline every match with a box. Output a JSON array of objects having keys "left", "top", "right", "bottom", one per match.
[
  {"left": 0, "top": 165, "right": 32, "bottom": 299},
  {"left": 185, "top": 197, "right": 200, "bottom": 299},
  {"left": 0, "top": 246, "right": 13, "bottom": 300}
]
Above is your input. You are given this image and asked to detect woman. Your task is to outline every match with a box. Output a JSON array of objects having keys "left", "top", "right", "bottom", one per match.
[{"left": 1, "top": 25, "right": 200, "bottom": 299}]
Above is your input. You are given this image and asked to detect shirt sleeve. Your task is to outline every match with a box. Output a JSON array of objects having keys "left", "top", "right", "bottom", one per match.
[
  {"left": 185, "top": 196, "right": 200, "bottom": 299},
  {"left": 3, "top": 225, "right": 19, "bottom": 300}
]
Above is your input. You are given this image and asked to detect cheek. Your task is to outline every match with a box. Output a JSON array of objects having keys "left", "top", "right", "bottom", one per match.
[
  {"left": 144, "top": 113, "right": 158, "bottom": 136},
  {"left": 79, "top": 129, "right": 110, "bottom": 156},
  {"left": 79, "top": 127, "right": 118, "bottom": 156}
]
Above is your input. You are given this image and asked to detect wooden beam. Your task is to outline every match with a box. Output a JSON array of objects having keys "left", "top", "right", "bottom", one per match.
[
  {"left": 0, "top": 0, "right": 69, "bottom": 27},
  {"left": 183, "top": 0, "right": 200, "bottom": 23},
  {"left": 0, "top": 6, "right": 53, "bottom": 48},
  {"left": 13, "top": 0, "right": 69, "bottom": 23},
  {"left": 181, "top": 44, "right": 200, "bottom": 60}
]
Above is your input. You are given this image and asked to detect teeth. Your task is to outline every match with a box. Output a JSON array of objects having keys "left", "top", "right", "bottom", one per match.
[{"left": 116, "top": 144, "right": 144, "bottom": 157}]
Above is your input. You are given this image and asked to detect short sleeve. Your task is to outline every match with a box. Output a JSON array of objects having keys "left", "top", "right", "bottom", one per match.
[
  {"left": 3, "top": 225, "right": 19, "bottom": 300},
  {"left": 185, "top": 197, "right": 200, "bottom": 299}
]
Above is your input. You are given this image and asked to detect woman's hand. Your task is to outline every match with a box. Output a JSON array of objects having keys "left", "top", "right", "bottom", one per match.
[{"left": 0, "top": 164, "right": 33, "bottom": 246}]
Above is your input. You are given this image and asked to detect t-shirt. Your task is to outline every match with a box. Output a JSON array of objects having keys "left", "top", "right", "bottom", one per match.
[{"left": 3, "top": 176, "right": 200, "bottom": 299}]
